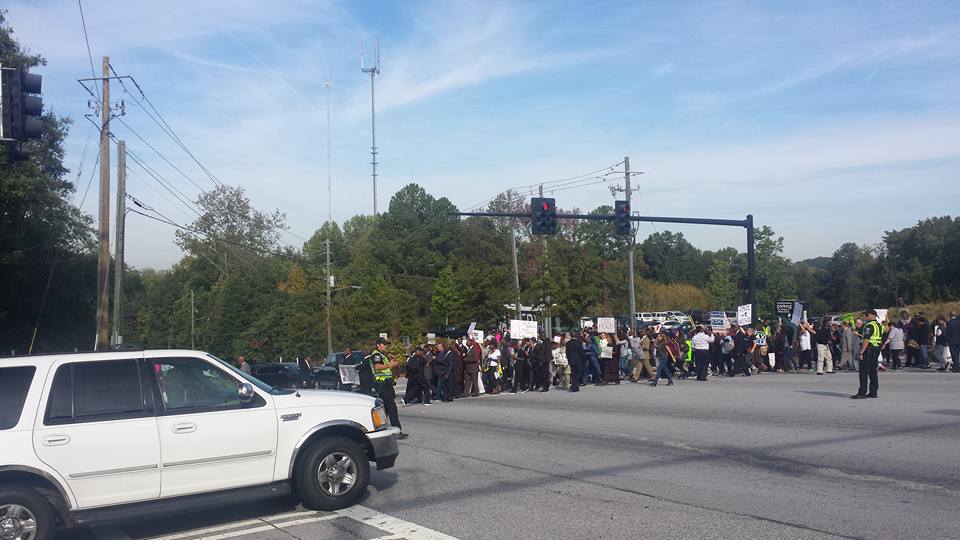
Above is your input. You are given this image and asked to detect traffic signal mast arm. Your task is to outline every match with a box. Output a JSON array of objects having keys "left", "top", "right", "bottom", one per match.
[
  {"left": 450, "top": 205, "right": 756, "bottom": 326},
  {"left": 453, "top": 210, "right": 749, "bottom": 228}
]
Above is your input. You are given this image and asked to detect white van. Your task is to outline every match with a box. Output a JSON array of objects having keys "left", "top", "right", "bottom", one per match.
[{"left": 635, "top": 312, "right": 654, "bottom": 322}]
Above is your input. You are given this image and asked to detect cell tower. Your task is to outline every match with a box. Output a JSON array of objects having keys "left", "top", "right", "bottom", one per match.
[{"left": 361, "top": 42, "right": 380, "bottom": 215}]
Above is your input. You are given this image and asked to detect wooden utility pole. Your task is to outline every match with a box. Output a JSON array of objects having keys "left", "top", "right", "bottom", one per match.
[
  {"left": 508, "top": 189, "right": 521, "bottom": 320},
  {"left": 95, "top": 56, "right": 111, "bottom": 350},
  {"left": 111, "top": 140, "right": 126, "bottom": 345}
]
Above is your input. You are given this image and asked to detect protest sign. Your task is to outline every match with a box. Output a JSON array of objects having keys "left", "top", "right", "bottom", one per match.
[
  {"left": 597, "top": 317, "right": 616, "bottom": 333},
  {"left": 737, "top": 304, "right": 752, "bottom": 326},
  {"left": 510, "top": 319, "right": 538, "bottom": 339},
  {"left": 709, "top": 311, "right": 728, "bottom": 331},
  {"left": 338, "top": 364, "right": 360, "bottom": 385},
  {"left": 790, "top": 302, "right": 803, "bottom": 325}
]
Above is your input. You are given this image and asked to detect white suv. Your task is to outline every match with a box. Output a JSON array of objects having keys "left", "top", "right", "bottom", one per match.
[{"left": 0, "top": 349, "right": 400, "bottom": 540}]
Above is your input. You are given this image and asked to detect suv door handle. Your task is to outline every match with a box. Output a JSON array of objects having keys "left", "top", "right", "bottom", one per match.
[
  {"left": 172, "top": 423, "right": 197, "bottom": 434},
  {"left": 42, "top": 435, "right": 71, "bottom": 446}
]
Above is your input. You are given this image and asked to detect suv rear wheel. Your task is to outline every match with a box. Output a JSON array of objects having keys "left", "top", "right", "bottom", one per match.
[
  {"left": 296, "top": 436, "right": 370, "bottom": 511},
  {"left": 0, "top": 486, "right": 54, "bottom": 540}
]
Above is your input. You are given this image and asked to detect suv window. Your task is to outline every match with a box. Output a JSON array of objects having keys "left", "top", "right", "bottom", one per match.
[
  {"left": 153, "top": 357, "right": 252, "bottom": 412},
  {"left": 0, "top": 366, "right": 36, "bottom": 430},
  {"left": 45, "top": 360, "right": 153, "bottom": 425}
]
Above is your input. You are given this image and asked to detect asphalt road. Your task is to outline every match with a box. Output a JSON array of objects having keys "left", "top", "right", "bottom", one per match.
[{"left": 63, "top": 371, "right": 960, "bottom": 540}]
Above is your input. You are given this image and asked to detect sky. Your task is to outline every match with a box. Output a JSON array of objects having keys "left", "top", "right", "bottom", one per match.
[{"left": 6, "top": 0, "right": 960, "bottom": 269}]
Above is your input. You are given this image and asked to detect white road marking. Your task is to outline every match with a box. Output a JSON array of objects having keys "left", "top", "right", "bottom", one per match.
[
  {"left": 141, "top": 506, "right": 458, "bottom": 540},
  {"left": 337, "top": 505, "right": 459, "bottom": 540}
]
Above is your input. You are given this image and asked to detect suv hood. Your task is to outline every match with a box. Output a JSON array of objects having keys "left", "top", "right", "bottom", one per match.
[{"left": 272, "top": 388, "right": 378, "bottom": 409}]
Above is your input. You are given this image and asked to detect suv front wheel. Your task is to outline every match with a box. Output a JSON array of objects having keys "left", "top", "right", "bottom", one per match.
[
  {"left": 0, "top": 486, "right": 55, "bottom": 540},
  {"left": 296, "top": 437, "right": 370, "bottom": 511}
]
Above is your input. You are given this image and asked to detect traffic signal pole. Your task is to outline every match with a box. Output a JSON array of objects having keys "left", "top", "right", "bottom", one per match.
[
  {"left": 453, "top": 208, "right": 758, "bottom": 328},
  {"left": 624, "top": 157, "right": 636, "bottom": 335}
]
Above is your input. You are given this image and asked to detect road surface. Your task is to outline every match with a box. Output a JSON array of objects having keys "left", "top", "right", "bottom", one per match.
[{"left": 60, "top": 371, "right": 960, "bottom": 540}]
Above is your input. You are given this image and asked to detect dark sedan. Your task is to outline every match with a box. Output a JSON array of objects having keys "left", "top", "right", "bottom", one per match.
[{"left": 252, "top": 362, "right": 303, "bottom": 389}]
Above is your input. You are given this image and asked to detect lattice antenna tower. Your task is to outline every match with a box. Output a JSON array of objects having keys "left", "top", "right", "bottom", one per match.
[{"left": 361, "top": 42, "right": 381, "bottom": 215}]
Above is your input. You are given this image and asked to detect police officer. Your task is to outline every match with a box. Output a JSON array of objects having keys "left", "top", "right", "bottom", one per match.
[
  {"left": 852, "top": 309, "right": 881, "bottom": 399},
  {"left": 366, "top": 337, "right": 409, "bottom": 439}
]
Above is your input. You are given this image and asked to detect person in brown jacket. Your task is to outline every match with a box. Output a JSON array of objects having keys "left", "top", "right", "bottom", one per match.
[{"left": 462, "top": 337, "right": 481, "bottom": 397}]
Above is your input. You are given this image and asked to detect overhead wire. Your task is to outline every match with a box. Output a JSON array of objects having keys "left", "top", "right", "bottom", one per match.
[
  {"left": 464, "top": 161, "right": 625, "bottom": 212},
  {"left": 76, "top": 0, "right": 99, "bottom": 102}
]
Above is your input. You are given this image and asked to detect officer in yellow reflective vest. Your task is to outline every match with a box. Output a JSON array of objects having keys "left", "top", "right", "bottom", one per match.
[
  {"left": 367, "top": 337, "right": 408, "bottom": 439},
  {"left": 853, "top": 309, "right": 882, "bottom": 399}
]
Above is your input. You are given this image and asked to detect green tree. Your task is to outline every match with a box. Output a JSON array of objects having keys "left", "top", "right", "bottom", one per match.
[
  {"left": 705, "top": 257, "right": 738, "bottom": 309},
  {"left": 431, "top": 265, "right": 463, "bottom": 326},
  {"left": 0, "top": 12, "right": 97, "bottom": 353}
]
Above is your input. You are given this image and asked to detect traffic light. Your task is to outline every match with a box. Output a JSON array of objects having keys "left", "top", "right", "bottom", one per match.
[
  {"left": 614, "top": 200, "right": 631, "bottom": 235},
  {"left": 530, "top": 197, "right": 557, "bottom": 235},
  {"left": 1, "top": 66, "right": 43, "bottom": 160}
]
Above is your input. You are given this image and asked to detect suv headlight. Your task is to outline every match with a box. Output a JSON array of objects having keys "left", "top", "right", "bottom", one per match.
[{"left": 371, "top": 404, "right": 388, "bottom": 430}]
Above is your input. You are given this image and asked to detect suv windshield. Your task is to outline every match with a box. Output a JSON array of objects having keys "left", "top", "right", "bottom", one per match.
[{"left": 207, "top": 354, "right": 296, "bottom": 395}]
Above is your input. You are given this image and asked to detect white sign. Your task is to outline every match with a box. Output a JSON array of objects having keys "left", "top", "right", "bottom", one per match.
[
  {"left": 510, "top": 319, "right": 538, "bottom": 339},
  {"left": 379, "top": 333, "right": 388, "bottom": 340},
  {"left": 467, "top": 322, "right": 477, "bottom": 334},
  {"left": 426, "top": 333, "right": 437, "bottom": 344},
  {"left": 737, "top": 304, "right": 752, "bottom": 326},
  {"left": 469, "top": 330, "right": 484, "bottom": 344},
  {"left": 338, "top": 364, "right": 360, "bottom": 385},
  {"left": 597, "top": 317, "right": 616, "bottom": 333},
  {"left": 875, "top": 309, "right": 888, "bottom": 323},
  {"left": 790, "top": 302, "right": 803, "bottom": 325}
]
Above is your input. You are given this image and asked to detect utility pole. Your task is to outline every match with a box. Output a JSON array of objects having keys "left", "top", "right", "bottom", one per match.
[
  {"left": 111, "top": 140, "right": 126, "bottom": 345},
  {"left": 190, "top": 289, "right": 195, "bottom": 349},
  {"left": 95, "top": 56, "right": 111, "bottom": 350},
  {"left": 508, "top": 189, "right": 521, "bottom": 320},
  {"left": 624, "top": 156, "right": 636, "bottom": 335},
  {"left": 361, "top": 44, "right": 380, "bottom": 215}
]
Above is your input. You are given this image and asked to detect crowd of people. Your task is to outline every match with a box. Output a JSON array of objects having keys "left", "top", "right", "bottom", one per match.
[{"left": 390, "top": 309, "right": 960, "bottom": 406}]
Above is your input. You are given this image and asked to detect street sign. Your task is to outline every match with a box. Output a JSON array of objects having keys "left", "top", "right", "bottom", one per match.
[{"left": 775, "top": 300, "right": 795, "bottom": 315}]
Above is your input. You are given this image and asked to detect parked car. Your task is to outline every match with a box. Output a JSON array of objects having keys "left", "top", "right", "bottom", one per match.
[
  {"left": 651, "top": 312, "right": 669, "bottom": 323},
  {"left": 252, "top": 362, "right": 303, "bottom": 389},
  {"left": 635, "top": 312, "right": 655, "bottom": 323},
  {"left": 661, "top": 320, "right": 682, "bottom": 332},
  {"left": 667, "top": 311, "right": 691, "bottom": 323},
  {"left": 0, "top": 348, "right": 400, "bottom": 540}
]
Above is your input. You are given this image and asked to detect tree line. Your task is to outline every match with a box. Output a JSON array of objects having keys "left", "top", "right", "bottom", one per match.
[{"left": 3, "top": 14, "right": 958, "bottom": 359}]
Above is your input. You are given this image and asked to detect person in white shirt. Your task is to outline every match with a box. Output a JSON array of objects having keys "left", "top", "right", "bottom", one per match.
[
  {"left": 691, "top": 326, "right": 715, "bottom": 381},
  {"left": 798, "top": 323, "right": 813, "bottom": 370}
]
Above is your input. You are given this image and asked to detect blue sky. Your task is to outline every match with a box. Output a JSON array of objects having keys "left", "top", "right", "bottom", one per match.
[{"left": 7, "top": 0, "right": 960, "bottom": 268}]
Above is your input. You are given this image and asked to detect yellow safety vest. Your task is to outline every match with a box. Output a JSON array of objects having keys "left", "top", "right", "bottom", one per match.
[
  {"left": 368, "top": 351, "right": 393, "bottom": 382},
  {"left": 866, "top": 320, "right": 882, "bottom": 347}
]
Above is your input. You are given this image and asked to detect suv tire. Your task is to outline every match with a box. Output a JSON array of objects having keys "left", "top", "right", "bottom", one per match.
[
  {"left": 296, "top": 436, "right": 370, "bottom": 511},
  {"left": 0, "top": 485, "right": 55, "bottom": 540}
]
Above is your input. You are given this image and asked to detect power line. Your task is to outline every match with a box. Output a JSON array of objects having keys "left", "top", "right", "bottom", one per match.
[
  {"left": 76, "top": 0, "right": 99, "bottom": 102},
  {"left": 113, "top": 115, "right": 210, "bottom": 193},
  {"left": 464, "top": 161, "right": 624, "bottom": 211},
  {"left": 77, "top": 148, "right": 101, "bottom": 211},
  {"left": 108, "top": 65, "right": 223, "bottom": 188}
]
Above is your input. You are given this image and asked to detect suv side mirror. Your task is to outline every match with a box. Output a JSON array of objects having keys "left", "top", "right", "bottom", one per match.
[{"left": 239, "top": 382, "right": 255, "bottom": 403}]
